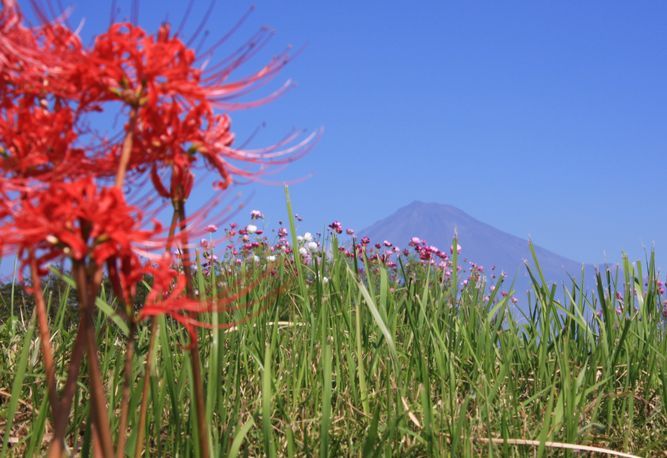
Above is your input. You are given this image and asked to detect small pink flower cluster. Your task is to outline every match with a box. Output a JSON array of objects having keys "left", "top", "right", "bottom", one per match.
[
  {"left": 250, "top": 210, "right": 265, "bottom": 220},
  {"left": 328, "top": 220, "right": 343, "bottom": 234},
  {"left": 408, "top": 236, "right": 449, "bottom": 262},
  {"left": 195, "top": 213, "right": 522, "bottom": 305}
]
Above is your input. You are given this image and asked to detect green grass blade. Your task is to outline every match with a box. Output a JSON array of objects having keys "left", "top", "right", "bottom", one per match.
[
  {"left": 1, "top": 309, "right": 36, "bottom": 457},
  {"left": 227, "top": 417, "right": 255, "bottom": 458},
  {"left": 319, "top": 343, "right": 333, "bottom": 458},
  {"left": 261, "top": 343, "right": 276, "bottom": 458},
  {"left": 347, "top": 266, "right": 396, "bottom": 355}
]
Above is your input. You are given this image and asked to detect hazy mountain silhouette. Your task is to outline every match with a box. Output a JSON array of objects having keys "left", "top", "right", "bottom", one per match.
[{"left": 360, "top": 201, "right": 597, "bottom": 301}]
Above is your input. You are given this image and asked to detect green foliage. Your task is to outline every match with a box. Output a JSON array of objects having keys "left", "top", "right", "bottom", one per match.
[{"left": 0, "top": 242, "right": 665, "bottom": 456}]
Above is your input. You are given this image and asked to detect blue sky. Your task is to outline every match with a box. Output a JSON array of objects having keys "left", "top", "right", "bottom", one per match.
[{"left": 55, "top": 1, "right": 667, "bottom": 265}]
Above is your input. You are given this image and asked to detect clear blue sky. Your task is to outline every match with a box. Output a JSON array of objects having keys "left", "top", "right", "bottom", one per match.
[{"left": 53, "top": 1, "right": 667, "bottom": 265}]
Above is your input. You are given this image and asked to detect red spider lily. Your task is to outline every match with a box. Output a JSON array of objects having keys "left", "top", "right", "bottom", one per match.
[
  {"left": 87, "top": 23, "right": 217, "bottom": 108},
  {"left": 83, "top": 20, "right": 315, "bottom": 193},
  {"left": 0, "top": 2, "right": 45, "bottom": 82},
  {"left": 0, "top": 2, "right": 314, "bottom": 454},
  {"left": 0, "top": 7, "right": 109, "bottom": 182},
  {"left": 0, "top": 98, "right": 89, "bottom": 180},
  {"left": 0, "top": 3, "right": 89, "bottom": 103},
  {"left": 0, "top": 178, "right": 162, "bottom": 274},
  {"left": 127, "top": 100, "right": 225, "bottom": 198},
  {"left": 137, "top": 98, "right": 317, "bottom": 196},
  {"left": 2, "top": 2, "right": 316, "bottom": 197}
]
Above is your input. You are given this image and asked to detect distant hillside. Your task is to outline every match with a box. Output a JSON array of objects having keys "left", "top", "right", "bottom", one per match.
[{"left": 360, "top": 201, "right": 597, "bottom": 300}]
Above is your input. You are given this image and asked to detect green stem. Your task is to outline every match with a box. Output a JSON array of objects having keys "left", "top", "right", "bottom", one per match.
[{"left": 175, "top": 198, "right": 211, "bottom": 458}]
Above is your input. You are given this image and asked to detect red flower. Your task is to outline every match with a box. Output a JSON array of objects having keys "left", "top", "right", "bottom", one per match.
[
  {"left": 0, "top": 178, "right": 162, "bottom": 273},
  {"left": 0, "top": 2, "right": 90, "bottom": 102},
  {"left": 0, "top": 1, "right": 316, "bottom": 292},
  {"left": 0, "top": 98, "right": 88, "bottom": 180},
  {"left": 84, "top": 21, "right": 315, "bottom": 194},
  {"left": 1, "top": 2, "right": 316, "bottom": 198}
]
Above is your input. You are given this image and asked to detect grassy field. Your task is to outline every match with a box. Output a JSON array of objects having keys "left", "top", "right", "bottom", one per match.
[{"left": 1, "top": 218, "right": 666, "bottom": 456}]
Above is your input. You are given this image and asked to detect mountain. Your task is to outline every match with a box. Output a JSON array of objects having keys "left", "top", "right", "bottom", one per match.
[{"left": 360, "top": 201, "right": 597, "bottom": 301}]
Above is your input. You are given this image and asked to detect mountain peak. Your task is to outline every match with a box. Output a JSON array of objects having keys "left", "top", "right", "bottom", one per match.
[{"left": 360, "top": 201, "right": 593, "bottom": 298}]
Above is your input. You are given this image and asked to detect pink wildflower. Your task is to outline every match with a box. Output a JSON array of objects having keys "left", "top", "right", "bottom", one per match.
[
  {"left": 250, "top": 210, "right": 264, "bottom": 220},
  {"left": 328, "top": 220, "right": 343, "bottom": 234}
]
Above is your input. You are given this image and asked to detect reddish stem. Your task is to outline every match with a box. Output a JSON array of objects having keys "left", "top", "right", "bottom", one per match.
[
  {"left": 73, "top": 261, "right": 114, "bottom": 458},
  {"left": 29, "top": 256, "right": 59, "bottom": 410},
  {"left": 134, "top": 210, "right": 179, "bottom": 458},
  {"left": 115, "top": 108, "right": 137, "bottom": 189},
  {"left": 30, "top": 255, "right": 66, "bottom": 456},
  {"left": 112, "top": 105, "right": 140, "bottom": 455},
  {"left": 46, "top": 316, "right": 87, "bottom": 458}
]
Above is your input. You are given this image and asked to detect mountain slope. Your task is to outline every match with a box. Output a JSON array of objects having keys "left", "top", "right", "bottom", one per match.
[{"left": 360, "top": 201, "right": 595, "bottom": 298}]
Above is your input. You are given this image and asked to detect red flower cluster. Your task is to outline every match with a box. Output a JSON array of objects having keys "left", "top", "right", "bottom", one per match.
[
  {"left": 0, "top": 2, "right": 312, "bottom": 453},
  {"left": 0, "top": 0, "right": 313, "bottom": 316},
  {"left": 8, "top": 179, "right": 157, "bottom": 260}
]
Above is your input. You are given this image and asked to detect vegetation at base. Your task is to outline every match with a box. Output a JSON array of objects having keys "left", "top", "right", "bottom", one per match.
[{"left": 1, "top": 240, "right": 666, "bottom": 457}]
